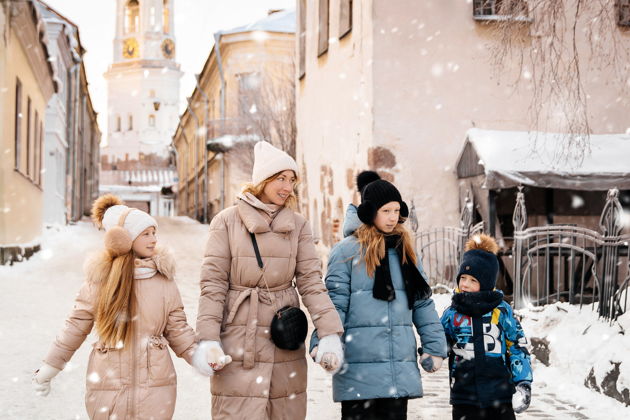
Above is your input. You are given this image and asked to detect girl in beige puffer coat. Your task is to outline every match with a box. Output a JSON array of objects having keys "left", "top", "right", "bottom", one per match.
[{"left": 33, "top": 195, "right": 208, "bottom": 420}]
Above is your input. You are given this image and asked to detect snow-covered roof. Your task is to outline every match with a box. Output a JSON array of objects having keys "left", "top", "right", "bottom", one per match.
[
  {"left": 219, "top": 9, "right": 295, "bottom": 35},
  {"left": 206, "top": 134, "right": 260, "bottom": 152},
  {"left": 456, "top": 128, "right": 630, "bottom": 190}
]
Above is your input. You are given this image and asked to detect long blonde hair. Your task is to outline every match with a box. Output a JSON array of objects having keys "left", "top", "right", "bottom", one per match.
[
  {"left": 241, "top": 170, "right": 299, "bottom": 209},
  {"left": 89, "top": 250, "right": 136, "bottom": 348},
  {"left": 355, "top": 223, "right": 417, "bottom": 277}
]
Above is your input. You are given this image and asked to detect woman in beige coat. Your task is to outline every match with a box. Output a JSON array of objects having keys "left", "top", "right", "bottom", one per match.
[
  {"left": 195, "top": 141, "right": 345, "bottom": 420},
  {"left": 33, "top": 195, "right": 207, "bottom": 419}
]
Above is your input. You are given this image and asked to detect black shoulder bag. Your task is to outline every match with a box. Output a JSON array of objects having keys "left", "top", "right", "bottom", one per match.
[{"left": 249, "top": 232, "right": 308, "bottom": 351}]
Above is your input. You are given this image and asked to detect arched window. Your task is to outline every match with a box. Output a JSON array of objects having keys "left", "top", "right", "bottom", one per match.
[
  {"left": 124, "top": 0, "right": 140, "bottom": 34},
  {"left": 149, "top": 114, "right": 156, "bottom": 127},
  {"left": 116, "top": 115, "right": 121, "bottom": 132},
  {"left": 163, "top": 0, "right": 170, "bottom": 33},
  {"left": 128, "top": 114, "right": 133, "bottom": 131}
]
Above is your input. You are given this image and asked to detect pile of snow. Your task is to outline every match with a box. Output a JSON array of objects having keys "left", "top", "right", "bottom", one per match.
[{"left": 517, "top": 302, "right": 630, "bottom": 411}]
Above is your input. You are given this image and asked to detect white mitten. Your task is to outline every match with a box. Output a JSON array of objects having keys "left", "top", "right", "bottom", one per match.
[
  {"left": 512, "top": 381, "right": 532, "bottom": 413},
  {"left": 315, "top": 334, "right": 344, "bottom": 374},
  {"left": 420, "top": 353, "right": 443, "bottom": 373},
  {"left": 192, "top": 341, "right": 232, "bottom": 376},
  {"left": 33, "top": 363, "right": 61, "bottom": 397}
]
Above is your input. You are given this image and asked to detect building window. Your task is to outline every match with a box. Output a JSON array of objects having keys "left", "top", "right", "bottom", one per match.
[
  {"left": 128, "top": 114, "right": 133, "bottom": 131},
  {"left": 339, "top": 0, "right": 352, "bottom": 39},
  {"left": 14, "top": 78, "right": 22, "bottom": 171},
  {"left": 149, "top": 89, "right": 156, "bottom": 98},
  {"left": 39, "top": 121, "right": 44, "bottom": 186},
  {"left": 116, "top": 115, "right": 122, "bottom": 131},
  {"left": 163, "top": 0, "right": 170, "bottom": 33},
  {"left": 298, "top": 0, "right": 306, "bottom": 79},
  {"left": 473, "top": 0, "right": 529, "bottom": 20},
  {"left": 149, "top": 114, "right": 156, "bottom": 127},
  {"left": 618, "top": 0, "right": 630, "bottom": 26},
  {"left": 124, "top": 0, "right": 140, "bottom": 34},
  {"left": 150, "top": 7, "right": 156, "bottom": 27},
  {"left": 318, "top": 0, "right": 329, "bottom": 57},
  {"left": 34, "top": 111, "right": 40, "bottom": 184},
  {"left": 26, "top": 97, "right": 32, "bottom": 178}
]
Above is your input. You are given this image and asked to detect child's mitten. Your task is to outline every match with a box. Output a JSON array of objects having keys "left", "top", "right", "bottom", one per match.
[
  {"left": 33, "top": 363, "right": 61, "bottom": 397},
  {"left": 512, "top": 381, "right": 531, "bottom": 413},
  {"left": 315, "top": 334, "right": 344, "bottom": 374},
  {"left": 420, "top": 353, "right": 443, "bottom": 373}
]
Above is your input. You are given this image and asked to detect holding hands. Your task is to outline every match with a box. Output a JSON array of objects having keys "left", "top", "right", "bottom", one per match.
[
  {"left": 310, "top": 334, "right": 344, "bottom": 375},
  {"left": 192, "top": 341, "right": 232, "bottom": 376},
  {"left": 419, "top": 352, "right": 443, "bottom": 373}
]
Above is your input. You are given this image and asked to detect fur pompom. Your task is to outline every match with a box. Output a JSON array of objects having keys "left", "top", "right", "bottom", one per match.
[
  {"left": 464, "top": 234, "right": 499, "bottom": 255},
  {"left": 91, "top": 194, "right": 124, "bottom": 228},
  {"left": 356, "top": 171, "right": 381, "bottom": 194}
]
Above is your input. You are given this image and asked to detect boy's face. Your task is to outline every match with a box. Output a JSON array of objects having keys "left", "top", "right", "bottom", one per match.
[{"left": 459, "top": 274, "right": 481, "bottom": 292}]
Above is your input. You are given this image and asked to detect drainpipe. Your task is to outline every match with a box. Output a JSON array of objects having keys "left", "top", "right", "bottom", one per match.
[
  {"left": 185, "top": 98, "right": 200, "bottom": 221},
  {"left": 180, "top": 130, "right": 189, "bottom": 216},
  {"left": 195, "top": 74, "right": 210, "bottom": 223},
  {"left": 213, "top": 32, "right": 226, "bottom": 210},
  {"left": 65, "top": 62, "right": 79, "bottom": 223}
]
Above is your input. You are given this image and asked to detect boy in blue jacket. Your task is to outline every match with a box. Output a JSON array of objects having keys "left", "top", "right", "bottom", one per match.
[{"left": 441, "top": 234, "right": 532, "bottom": 420}]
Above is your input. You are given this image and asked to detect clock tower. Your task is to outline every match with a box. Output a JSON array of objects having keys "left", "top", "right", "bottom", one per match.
[{"left": 103, "top": 0, "right": 182, "bottom": 163}]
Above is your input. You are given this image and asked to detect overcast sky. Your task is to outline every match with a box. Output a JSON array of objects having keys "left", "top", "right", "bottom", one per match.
[{"left": 43, "top": 0, "right": 295, "bottom": 142}]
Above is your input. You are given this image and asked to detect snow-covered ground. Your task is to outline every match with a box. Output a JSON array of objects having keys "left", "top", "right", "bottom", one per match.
[{"left": 1, "top": 218, "right": 629, "bottom": 419}]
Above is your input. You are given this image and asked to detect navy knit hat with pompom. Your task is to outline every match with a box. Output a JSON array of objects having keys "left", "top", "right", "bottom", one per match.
[{"left": 457, "top": 234, "right": 500, "bottom": 291}]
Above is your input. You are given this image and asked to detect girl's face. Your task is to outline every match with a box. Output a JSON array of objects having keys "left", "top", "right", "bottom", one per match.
[
  {"left": 374, "top": 201, "right": 400, "bottom": 233},
  {"left": 459, "top": 274, "right": 481, "bottom": 292},
  {"left": 132, "top": 226, "right": 157, "bottom": 258},
  {"left": 260, "top": 170, "right": 297, "bottom": 206}
]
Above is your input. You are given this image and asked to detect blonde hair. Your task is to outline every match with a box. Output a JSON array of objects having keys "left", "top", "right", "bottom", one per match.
[
  {"left": 242, "top": 170, "right": 299, "bottom": 209},
  {"left": 89, "top": 250, "right": 136, "bottom": 348},
  {"left": 355, "top": 223, "right": 417, "bottom": 277}
]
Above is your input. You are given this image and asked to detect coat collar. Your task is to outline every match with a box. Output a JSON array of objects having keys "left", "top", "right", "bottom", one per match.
[{"left": 237, "top": 199, "right": 295, "bottom": 234}]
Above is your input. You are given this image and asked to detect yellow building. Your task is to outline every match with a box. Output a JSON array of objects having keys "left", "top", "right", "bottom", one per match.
[
  {"left": 172, "top": 9, "right": 295, "bottom": 222},
  {"left": 0, "top": 0, "right": 58, "bottom": 264}
]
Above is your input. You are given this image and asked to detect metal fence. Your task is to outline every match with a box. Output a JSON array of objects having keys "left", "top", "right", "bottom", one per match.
[
  {"left": 415, "top": 188, "right": 630, "bottom": 322},
  {"left": 512, "top": 188, "right": 630, "bottom": 322},
  {"left": 415, "top": 196, "right": 483, "bottom": 288}
]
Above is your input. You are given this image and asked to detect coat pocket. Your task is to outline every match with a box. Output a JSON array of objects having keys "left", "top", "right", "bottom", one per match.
[
  {"left": 86, "top": 343, "right": 122, "bottom": 390},
  {"left": 147, "top": 335, "right": 176, "bottom": 387}
]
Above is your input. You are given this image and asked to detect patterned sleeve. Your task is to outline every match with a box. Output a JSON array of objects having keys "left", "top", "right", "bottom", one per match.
[{"left": 501, "top": 304, "right": 533, "bottom": 384}]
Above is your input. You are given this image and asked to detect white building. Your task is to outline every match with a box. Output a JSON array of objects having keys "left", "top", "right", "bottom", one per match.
[
  {"left": 100, "top": 0, "right": 181, "bottom": 216},
  {"left": 103, "top": 0, "right": 181, "bottom": 162}
]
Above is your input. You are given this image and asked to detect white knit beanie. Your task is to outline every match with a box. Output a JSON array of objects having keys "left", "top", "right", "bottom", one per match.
[
  {"left": 252, "top": 141, "right": 298, "bottom": 185},
  {"left": 101, "top": 205, "right": 158, "bottom": 242}
]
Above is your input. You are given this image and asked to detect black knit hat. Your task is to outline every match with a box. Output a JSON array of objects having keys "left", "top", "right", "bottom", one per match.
[
  {"left": 356, "top": 171, "right": 381, "bottom": 194},
  {"left": 357, "top": 179, "right": 409, "bottom": 225},
  {"left": 457, "top": 234, "right": 500, "bottom": 291}
]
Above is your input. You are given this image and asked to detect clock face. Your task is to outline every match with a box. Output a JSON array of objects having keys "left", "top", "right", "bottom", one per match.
[
  {"left": 161, "top": 39, "right": 175, "bottom": 59},
  {"left": 123, "top": 37, "right": 138, "bottom": 59}
]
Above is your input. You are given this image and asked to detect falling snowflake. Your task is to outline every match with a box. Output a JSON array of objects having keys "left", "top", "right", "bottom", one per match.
[{"left": 256, "top": 376, "right": 263, "bottom": 384}]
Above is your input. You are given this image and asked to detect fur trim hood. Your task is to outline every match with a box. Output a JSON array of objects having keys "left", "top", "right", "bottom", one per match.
[{"left": 152, "top": 247, "right": 176, "bottom": 280}]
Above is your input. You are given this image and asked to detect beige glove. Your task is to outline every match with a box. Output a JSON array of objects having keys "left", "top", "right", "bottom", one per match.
[
  {"left": 310, "top": 334, "right": 344, "bottom": 374},
  {"left": 192, "top": 341, "right": 232, "bottom": 376},
  {"left": 33, "top": 363, "right": 61, "bottom": 397}
]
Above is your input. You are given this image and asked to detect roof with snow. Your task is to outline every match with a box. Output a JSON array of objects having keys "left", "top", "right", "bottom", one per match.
[
  {"left": 456, "top": 128, "right": 630, "bottom": 190},
  {"left": 206, "top": 134, "right": 260, "bottom": 153},
  {"left": 219, "top": 9, "right": 295, "bottom": 35}
]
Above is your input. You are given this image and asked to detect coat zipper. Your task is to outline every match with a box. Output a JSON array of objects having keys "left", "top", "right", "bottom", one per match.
[{"left": 387, "top": 250, "right": 398, "bottom": 397}]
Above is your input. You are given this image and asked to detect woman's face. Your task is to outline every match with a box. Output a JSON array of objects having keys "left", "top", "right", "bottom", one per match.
[
  {"left": 132, "top": 226, "right": 157, "bottom": 258},
  {"left": 373, "top": 201, "right": 400, "bottom": 233},
  {"left": 260, "top": 170, "right": 297, "bottom": 206}
]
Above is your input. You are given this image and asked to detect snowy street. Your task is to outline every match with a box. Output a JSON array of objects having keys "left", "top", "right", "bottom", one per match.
[{"left": 1, "top": 218, "right": 629, "bottom": 419}]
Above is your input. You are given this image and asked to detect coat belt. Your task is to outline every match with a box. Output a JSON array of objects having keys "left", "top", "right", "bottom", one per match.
[{"left": 226, "top": 283, "right": 293, "bottom": 369}]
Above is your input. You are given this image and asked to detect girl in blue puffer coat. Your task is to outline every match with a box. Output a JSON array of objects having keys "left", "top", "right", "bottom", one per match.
[
  {"left": 441, "top": 234, "right": 533, "bottom": 420},
  {"left": 310, "top": 175, "right": 447, "bottom": 420}
]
